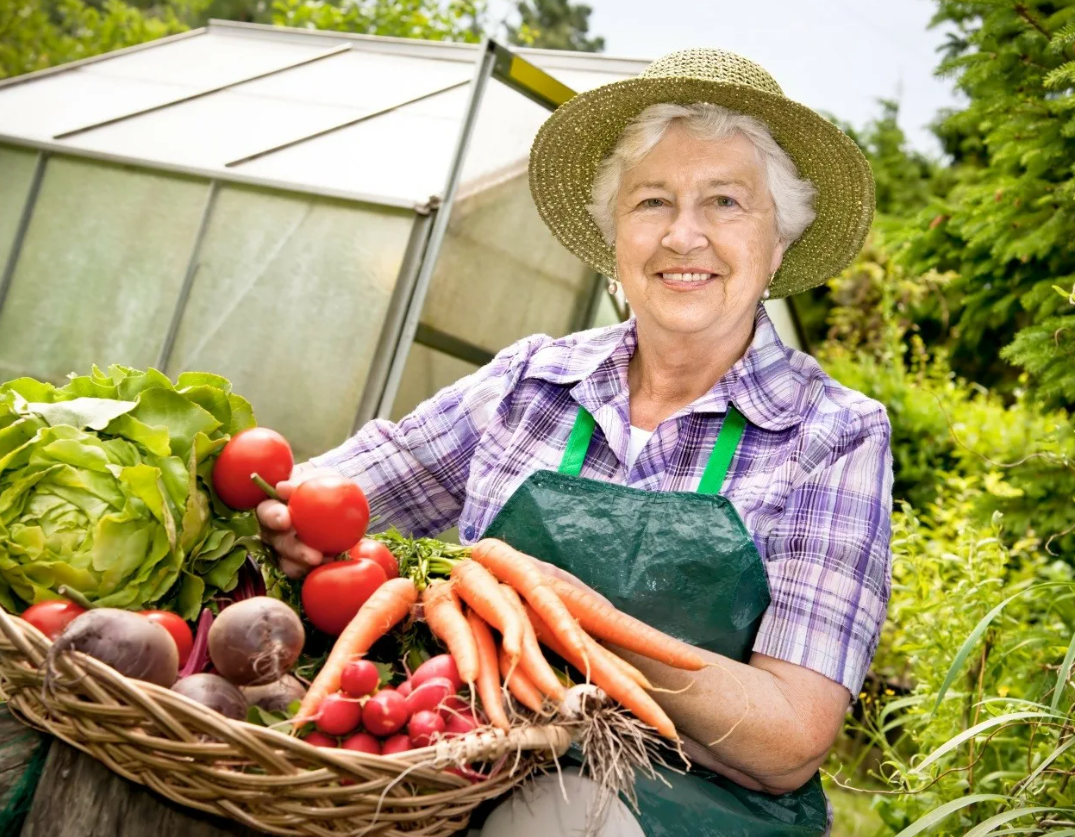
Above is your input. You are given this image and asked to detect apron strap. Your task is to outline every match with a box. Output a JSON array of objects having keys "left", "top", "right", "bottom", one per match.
[{"left": 558, "top": 403, "right": 748, "bottom": 495}]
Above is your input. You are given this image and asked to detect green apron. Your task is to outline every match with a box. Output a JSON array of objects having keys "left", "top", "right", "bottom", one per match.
[{"left": 483, "top": 405, "right": 829, "bottom": 837}]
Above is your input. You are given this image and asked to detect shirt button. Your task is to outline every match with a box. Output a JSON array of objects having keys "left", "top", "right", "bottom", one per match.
[{"left": 463, "top": 524, "right": 476, "bottom": 540}]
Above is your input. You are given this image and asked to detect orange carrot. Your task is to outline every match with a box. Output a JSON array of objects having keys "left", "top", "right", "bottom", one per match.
[
  {"left": 470, "top": 539, "right": 590, "bottom": 675},
  {"left": 467, "top": 610, "right": 510, "bottom": 731},
  {"left": 422, "top": 580, "right": 479, "bottom": 686},
  {"left": 526, "top": 604, "right": 677, "bottom": 739},
  {"left": 498, "top": 584, "right": 566, "bottom": 701},
  {"left": 545, "top": 575, "right": 705, "bottom": 671},
  {"left": 450, "top": 560, "right": 522, "bottom": 659},
  {"left": 295, "top": 577, "right": 417, "bottom": 724},
  {"left": 497, "top": 643, "right": 545, "bottom": 713}
]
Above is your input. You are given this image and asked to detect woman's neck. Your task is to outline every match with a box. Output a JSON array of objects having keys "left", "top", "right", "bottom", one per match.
[{"left": 627, "top": 314, "right": 755, "bottom": 431}]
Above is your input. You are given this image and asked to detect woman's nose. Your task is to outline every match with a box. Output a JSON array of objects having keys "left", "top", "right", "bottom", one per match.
[{"left": 661, "top": 208, "right": 708, "bottom": 254}]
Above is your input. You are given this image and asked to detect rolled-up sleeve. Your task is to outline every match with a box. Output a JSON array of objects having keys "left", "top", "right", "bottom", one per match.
[
  {"left": 753, "top": 403, "right": 893, "bottom": 696},
  {"left": 309, "top": 335, "right": 546, "bottom": 538}
]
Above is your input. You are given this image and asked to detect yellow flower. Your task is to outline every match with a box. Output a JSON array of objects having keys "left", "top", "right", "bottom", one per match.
[{"left": 998, "top": 685, "right": 1010, "bottom": 697}]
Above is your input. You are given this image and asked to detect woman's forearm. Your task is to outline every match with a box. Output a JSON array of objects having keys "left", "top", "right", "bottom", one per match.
[{"left": 607, "top": 643, "right": 847, "bottom": 795}]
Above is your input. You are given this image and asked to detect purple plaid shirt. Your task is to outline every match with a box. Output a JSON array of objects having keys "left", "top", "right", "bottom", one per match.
[{"left": 312, "top": 306, "right": 893, "bottom": 695}]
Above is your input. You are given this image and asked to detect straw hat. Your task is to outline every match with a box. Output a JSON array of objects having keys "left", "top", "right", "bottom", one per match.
[{"left": 528, "top": 48, "right": 875, "bottom": 298}]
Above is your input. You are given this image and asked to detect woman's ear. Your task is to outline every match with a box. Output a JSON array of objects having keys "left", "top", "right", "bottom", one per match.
[{"left": 769, "top": 241, "right": 786, "bottom": 277}]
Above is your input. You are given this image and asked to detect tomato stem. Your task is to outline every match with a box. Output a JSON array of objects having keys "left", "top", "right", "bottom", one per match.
[
  {"left": 56, "top": 585, "right": 97, "bottom": 610},
  {"left": 250, "top": 472, "right": 283, "bottom": 503}
]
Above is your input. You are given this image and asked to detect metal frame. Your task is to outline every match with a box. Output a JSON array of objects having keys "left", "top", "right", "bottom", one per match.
[
  {"left": 372, "top": 39, "right": 499, "bottom": 419},
  {"left": 156, "top": 181, "right": 221, "bottom": 372},
  {"left": 413, "top": 324, "right": 495, "bottom": 368},
  {"left": 54, "top": 45, "right": 353, "bottom": 140},
  {"left": 0, "top": 151, "right": 48, "bottom": 321}
]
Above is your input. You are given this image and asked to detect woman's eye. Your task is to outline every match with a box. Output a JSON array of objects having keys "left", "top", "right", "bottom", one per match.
[
  {"left": 640, "top": 197, "right": 665, "bottom": 208},
  {"left": 715, "top": 196, "right": 738, "bottom": 208}
]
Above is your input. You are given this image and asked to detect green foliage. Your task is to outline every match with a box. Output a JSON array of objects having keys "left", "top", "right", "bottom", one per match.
[
  {"left": 504, "top": 0, "right": 603, "bottom": 52},
  {"left": 0, "top": 0, "right": 202, "bottom": 80},
  {"left": 888, "top": 0, "right": 1075, "bottom": 405},
  {"left": 270, "top": 0, "right": 486, "bottom": 42}
]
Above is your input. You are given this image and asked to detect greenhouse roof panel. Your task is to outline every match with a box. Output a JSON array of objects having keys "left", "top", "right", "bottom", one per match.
[{"left": 0, "top": 22, "right": 649, "bottom": 208}]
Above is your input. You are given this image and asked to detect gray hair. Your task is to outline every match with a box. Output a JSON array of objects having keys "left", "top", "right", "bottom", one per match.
[{"left": 587, "top": 103, "right": 817, "bottom": 248}]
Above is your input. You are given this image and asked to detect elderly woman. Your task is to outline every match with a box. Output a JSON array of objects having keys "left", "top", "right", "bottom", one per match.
[{"left": 260, "top": 48, "right": 892, "bottom": 836}]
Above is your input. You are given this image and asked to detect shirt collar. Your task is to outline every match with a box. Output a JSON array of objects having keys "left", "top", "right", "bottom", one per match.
[{"left": 525, "top": 305, "right": 804, "bottom": 432}]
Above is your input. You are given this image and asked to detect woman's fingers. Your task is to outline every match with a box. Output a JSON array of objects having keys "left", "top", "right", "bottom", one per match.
[{"left": 257, "top": 498, "right": 291, "bottom": 531}]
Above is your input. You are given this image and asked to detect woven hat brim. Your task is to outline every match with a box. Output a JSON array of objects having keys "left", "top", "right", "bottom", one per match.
[{"left": 528, "top": 77, "right": 875, "bottom": 298}]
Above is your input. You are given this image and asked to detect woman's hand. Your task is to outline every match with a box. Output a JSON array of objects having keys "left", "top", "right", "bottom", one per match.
[{"left": 255, "top": 464, "right": 337, "bottom": 579}]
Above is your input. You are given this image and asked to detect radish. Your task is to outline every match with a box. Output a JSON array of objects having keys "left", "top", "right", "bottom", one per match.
[
  {"left": 341, "top": 731, "right": 381, "bottom": 755},
  {"left": 444, "top": 709, "right": 480, "bottom": 737},
  {"left": 172, "top": 673, "right": 247, "bottom": 720},
  {"left": 405, "top": 676, "right": 454, "bottom": 718},
  {"left": 362, "top": 689, "right": 408, "bottom": 736},
  {"left": 408, "top": 710, "right": 446, "bottom": 748},
  {"left": 381, "top": 733, "right": 412, "bottom": 756},
  {"left": 439, "top": 694, "right": 469, "bottom": 719},
  {"left": 304, "top": 731, "right": 338, "bottom": 748},
  {"left": 316, "top": 692, "right": 363, "bottom": 736},
  {"left": 396, "top": 679, "right": 413, "bottom": 698},
  {"left": 340, "top": 660, "right": 380, "bottom": 697},
  {"left": 47, "top": 609, "right": 178, "bottom": 688},
  {"left": 208, "top": 597, "right": 304, "bottom": 686},
  {"left": 410, "top": 654, "right": 463, "bottom": 692}
]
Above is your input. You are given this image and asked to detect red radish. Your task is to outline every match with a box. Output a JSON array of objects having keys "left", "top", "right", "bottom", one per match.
[
  {"left": 349, "top": 540, "right": 399, "bottom": 580},
  {"left": 341, "top": 731, "right": 381, "bottom": 755},
  {"left": 396, "top": 679, "right": 413, "bottom": 698},
  {"left": 362, "top": 689, "right": 408, "bottom": 736},
  {"left": 381, "top": 734, "right": 412, "bottom": 756},
  {"left": 446, "top": 765, "right": 486, "bottom": 783},
  {"left": 20, "top": 599, "right": 86, "bottom": 640},
  {"left": 316, "top": 693, "right": 363, "bottom": 736},
  {"left": 444, "top": 709, "right": 480, "bottom": 736},
  {"left": 213, "top": 427, "right": 294, "bottom": 510},
  {"left": 408, "top": 710, "right": 446, "bottom": 748},
  {"left": 405, "top": 676, "right": 454, "bottom": 718},
  {"left": 439, "top": 694, "right": 469, "bottom": 718},
  {"left": 290, "top": 476, "right": 370, "bottom": 554},
  {"left": 302, "top": 559, "right": 387, "bottom": 636},
  {"left": 340, "top": 659, "right": 380, "bottom": 697},
  {"left": 304, "top": 731, "right": 338, "bottom": 748},
  {"left": 410, "top": 654, "right": 463, "bottom": 692}
]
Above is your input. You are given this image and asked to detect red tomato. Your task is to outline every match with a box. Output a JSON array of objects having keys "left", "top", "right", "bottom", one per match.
[
  {"left": 290, "top": 476, "right": 370, "bottom": 554},
  {"left": 212, "top": 428, "right": 294, "bottom": 510},
  {"left": 141, "top": 610, "right": 194, "bottom": 667},
  {"left": 21, "top": 600, "right": 86, "bottom": 640},
  {"left": 348, "top": 540, "right": 398, "bottom": 580},
  {"left": 301, "top": 558, "right": 387, "bottom": 635}
]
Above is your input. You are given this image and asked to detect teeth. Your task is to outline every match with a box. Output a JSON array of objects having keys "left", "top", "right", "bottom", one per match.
[{"left": 662, "top": 272, "right": 712, "bottom": 282}]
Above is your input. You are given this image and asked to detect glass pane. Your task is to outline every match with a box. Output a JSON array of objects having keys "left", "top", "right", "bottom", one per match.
[
  {"left": 458, "top": 78, "right": 552, "bottom": 187},
  {"left": 421, "top": 168, "right": 596, "bottom": 353},
  {"left": 72, "top": 89, "right": 362, "bottom": 169},
  {"left": 0, "top": 71, "right": 199, "bottom": 140},
  {"left": 240, "top": 49, "right": 474, "bottom": 111},
  {"left": 236, "top": 84, "right": 469, "bottom": 203},
  {"left": 0, "top": 145, "right": 39, "bottom": 270},
  {"left": 165, "top": 186, "right": 414, "bottom": 461},
  {"left": 0, "top": 157, "right": 207, "bottom": 382},
  {"left": 83, "top": 31, "right": 329, "bottom": 89},
  {"left": 543, "top": 68, "right": 641, "bottom": 93},
  {"left": 390, "top": 343, "right": 479, "bottom": 422}
]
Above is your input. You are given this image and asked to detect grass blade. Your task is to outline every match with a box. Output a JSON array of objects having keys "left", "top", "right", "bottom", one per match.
[
  {"left": 1018, "top": 735, "right": 1075, "bottom": 794},
  {"left": 964, "top": 806, "right": 1061, "bottom": 837},
  {"left": 1053, "top": 629, "right": 1075, "bottom": 713},
  {"left": 911, "top": 711, "right": 1055, "bottom": 775},
  {"left": 893, "top": 794, "right": 1007, "bottom": 837}
]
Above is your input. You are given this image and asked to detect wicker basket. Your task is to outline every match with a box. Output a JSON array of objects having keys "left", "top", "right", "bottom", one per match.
[{"left": 0, "top": 606, "right": 573, "bottom": 837}]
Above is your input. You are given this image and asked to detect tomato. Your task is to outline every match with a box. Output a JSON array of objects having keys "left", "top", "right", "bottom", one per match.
[
  {"left": 21, "top": 600, "right": 86, "bottom": 640},
  {"left": 141, "top": 610, "right": 194, "bottom": 667},
  {"left": 212, "top": 427, "right": 294, "bottom": 510},
  {"left": 301, "top": 558, "right": 387, "bottom": 635},
  {"left": 289, "top": 476, "right": 370, "bottom": 555},
  {"left": 348, "top": 539, "right": 398, "bottom": 580}
]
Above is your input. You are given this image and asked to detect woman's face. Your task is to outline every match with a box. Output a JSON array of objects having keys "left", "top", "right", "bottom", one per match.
[{"left": 613, "top": 125, "right": 784, "bottom": 342}]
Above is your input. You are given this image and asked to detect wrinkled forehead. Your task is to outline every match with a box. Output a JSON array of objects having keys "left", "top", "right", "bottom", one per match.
[{"left": 621, "top": 128, "right": 768, "bottom": 196}]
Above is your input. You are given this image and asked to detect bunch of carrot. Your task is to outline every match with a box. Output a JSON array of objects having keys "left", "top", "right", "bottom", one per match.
[{"left": 295, "top": 538, "right": 705, "bottom": 741}]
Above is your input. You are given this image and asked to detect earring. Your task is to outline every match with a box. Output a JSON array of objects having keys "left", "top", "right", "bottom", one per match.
[{"left": 607, "top": 279, "right": 621, "bottom": 296}]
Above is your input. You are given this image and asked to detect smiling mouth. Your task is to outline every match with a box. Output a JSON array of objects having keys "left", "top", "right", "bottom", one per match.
[{"left": 658, "top": 272, "right": 717, "bottom": 283}]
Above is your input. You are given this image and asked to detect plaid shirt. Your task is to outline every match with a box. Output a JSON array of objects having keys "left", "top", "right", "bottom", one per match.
[{"left": 312, "top": 306, "right": 893, "bottom": 695}]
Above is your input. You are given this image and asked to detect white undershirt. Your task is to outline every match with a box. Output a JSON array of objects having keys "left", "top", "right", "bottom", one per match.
[{"left": 626, "top": 426, "right": 655, "bottom": 471}]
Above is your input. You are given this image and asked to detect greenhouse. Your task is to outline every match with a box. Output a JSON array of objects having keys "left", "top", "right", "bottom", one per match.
[{"left": 0, "top": 20, "right": 803, "bottom": 461}]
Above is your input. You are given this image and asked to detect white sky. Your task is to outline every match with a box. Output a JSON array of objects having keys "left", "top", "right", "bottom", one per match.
[{"left": 492, "top": 0, "right": 963, "bottom": 156}]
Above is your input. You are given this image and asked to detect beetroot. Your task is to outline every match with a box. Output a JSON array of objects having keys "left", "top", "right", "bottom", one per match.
[
  {"left": 47, "top": 609, "right": 178, "bottom": 688},
  {"left": 172, "top": 673, "right": 247, "bottom": 720},
  {"left": 208, "top": 597, "right": 304, "bottom": 686},
  {"left": 241, "top": 674, "right": 306, "bottom": 712}
]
